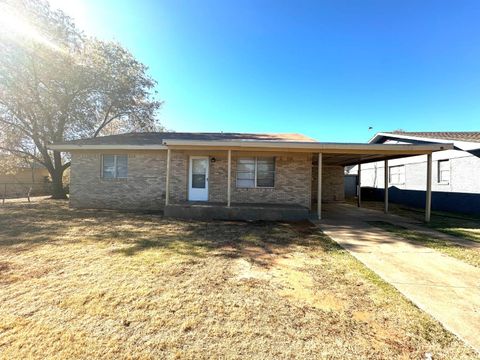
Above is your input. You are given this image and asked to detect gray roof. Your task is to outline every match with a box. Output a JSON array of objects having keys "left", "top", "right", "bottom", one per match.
[
  {"left": 58, "top": 132, "right": 317, "bottom": 146},
  {"left": 390, "top": 131, "right": 480, "bottom": 143}
]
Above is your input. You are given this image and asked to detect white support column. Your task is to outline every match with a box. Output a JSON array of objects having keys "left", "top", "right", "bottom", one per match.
[
  {"left": 318, "top": 153, "right": 322, "bottom": 219},
  {"left": 425, "top": 153, "right": 432, "bottom": 222},
  {"left": 227, "top": 150, "right": 232, "bottom": 207},
  {"left": 165, "top": 148, "right": 171, "bottom": 206},
  {"left": 384, "top": 159, "right": 389, "bottom": 213},
  {"left": 357, "top": 163, "right": 362, "bottom": 207}
]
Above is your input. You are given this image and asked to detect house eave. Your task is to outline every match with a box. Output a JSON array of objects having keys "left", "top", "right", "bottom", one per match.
[
  {"left": 369, "top": 132, "right": 480, "bottom": 151},
  {"left": 48, "top": 144, "right": 169, "bottom": 151},
  {"left": 162, "top": 139, "right": 453, "bottom": 153},
  {"left": 48, "top": 140, "right": 454, "bottom": 155}
]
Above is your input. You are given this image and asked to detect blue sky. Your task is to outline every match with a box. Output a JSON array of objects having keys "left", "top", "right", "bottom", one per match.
[{"left": 50, "top": 0, "right": 480, "bottom": 142}]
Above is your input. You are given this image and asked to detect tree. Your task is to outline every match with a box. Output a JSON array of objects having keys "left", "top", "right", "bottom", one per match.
[{"left": 0, "top": 0, "right": 162, "bottom": 198}]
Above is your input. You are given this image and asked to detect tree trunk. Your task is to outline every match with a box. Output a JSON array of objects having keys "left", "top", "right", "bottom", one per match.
[{"left": 50, "top": 168, "right": 67, "bottom": 199}]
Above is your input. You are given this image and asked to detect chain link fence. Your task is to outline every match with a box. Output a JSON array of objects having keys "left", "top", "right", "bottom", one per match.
[{"left": 1, "top": 182, "right": 52, "bottom": 204}]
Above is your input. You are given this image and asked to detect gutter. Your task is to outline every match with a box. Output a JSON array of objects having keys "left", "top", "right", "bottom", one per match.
[{"left": 48, "top": 140, "right": 454, "bottom": 153}]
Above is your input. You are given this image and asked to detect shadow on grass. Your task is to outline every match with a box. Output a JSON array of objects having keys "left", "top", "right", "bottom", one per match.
[
  {"left": 0, "top": 200, "right": 342, "bottom": 264},
  {"left": 110, "top": 220, "right": 342, "bottom": 267}
]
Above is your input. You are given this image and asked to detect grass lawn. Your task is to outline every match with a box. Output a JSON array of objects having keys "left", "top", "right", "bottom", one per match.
[
  {"left": 353, "top": 200, "right": 480, "bottom": 243},
  {"left": 0, "top": 199, "right": 477, "bottom": 359}
]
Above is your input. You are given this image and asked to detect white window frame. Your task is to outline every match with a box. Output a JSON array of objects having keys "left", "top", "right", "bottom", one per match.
[
  {"left": 236, "top": 157, "right": 275, "bottom": 189},
  {"left": 102, "top": 154, "right": 128, "bottom": 179},
  {"left": 437, "top": 159, "right": 450, "bottom": 184},
  {"left": 388, "top": 165, "right": 405, "bottom": 185}
]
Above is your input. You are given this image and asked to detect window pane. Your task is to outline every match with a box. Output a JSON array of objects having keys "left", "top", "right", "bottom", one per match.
[
  {"left": 439, "top": 160, "right": 449, "bottom": 171},
  {"left": 440, "top": 170, "right": 449, "bottom": 182},
  {"left": 257, "top": 163, "right": 275, "bottom": 172},
  {"left": 103, "top": 155, "right": 115, "bottom": 178},
  {"left": 237, "top": 171, "right": 255, "bottom": 180},
  {"left": 116, "top": 155, "right": 128, "bottom": 178},
  {"left": 389, "top": 166, "right": 404, "bottom": 184},
  {"left": 237, "top": 179, "right": 255, "bottom": 188},
  {"left": 236, "top": 159, "right": 255, "bottom": 188},
  {"left": 192, "top": 159, "right": 207, "bottom": 175},
  {"left": 438, "top": 160, "right": 449, "bottom": 183},
  {"left": 257, "top": 173, "right": 274, "bottom": 187},
  {"left": 237, "top": 158, "right": 255, "bottom": 172},
  {"left": 192, "top": 174, "right": 206, "bottom": 188},
  {"left": 257, "top": 157, "right": 275, "bottom": 187},
  {"left": 257, "top": 157, "right": 275, "bottom": 171}
]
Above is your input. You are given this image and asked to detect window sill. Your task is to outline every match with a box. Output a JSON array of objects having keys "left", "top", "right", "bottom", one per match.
[{"left": 101, "top": 178, "right": 128, "bottom": 182}]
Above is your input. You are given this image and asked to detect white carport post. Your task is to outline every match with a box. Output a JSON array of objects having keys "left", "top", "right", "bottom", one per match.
[
  {"left": 317, "top": 153, "right": 322, "bottom": 219},
  {"left": 165, "top": 148, "right": 171, "bottom": 206},
  {"left": 425, "top": 153, "right": 432, "bottom": 222},
  {"left": 227, "top": 149, "right": 232, "bottom": 207},
  {"left": 384, "top": 160, "right": 389, "bottom": 213},
  {"left": 357, "top": 163, "right": 362, "bottom": 207}
]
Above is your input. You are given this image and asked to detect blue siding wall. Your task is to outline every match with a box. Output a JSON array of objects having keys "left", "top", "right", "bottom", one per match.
[{"left": 361, "top": 186, "right": 480, "bottom": 215}]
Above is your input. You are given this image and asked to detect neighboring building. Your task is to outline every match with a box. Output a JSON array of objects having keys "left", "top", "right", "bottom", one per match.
[
  {"left": 50, "top": 132, "right": 450, "bottom": 221},
  {"left": 351, "top": 131, "right": 480, "bottom": 214},
  {"left": 0, "top": 158, "right": 51, "bottom": 198}
]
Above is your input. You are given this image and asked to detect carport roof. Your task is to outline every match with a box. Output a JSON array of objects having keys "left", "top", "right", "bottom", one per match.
[{"left": 49, "top": 132, "right": 453, "bottom": 166}]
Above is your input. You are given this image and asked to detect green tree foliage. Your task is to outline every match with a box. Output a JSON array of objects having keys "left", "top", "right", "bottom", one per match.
[{"left": 0, "top": 0, "right": 162, "bottom": 198}]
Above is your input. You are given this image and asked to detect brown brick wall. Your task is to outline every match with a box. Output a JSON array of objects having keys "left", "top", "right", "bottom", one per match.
[
  {"left": 69, "top": 149, "right": 345, "bottom": 211},
  {"left": 311, "top": 164, "right": 346, "bottom": 203},
  {"left": 70, "top": 150, "right": 166, "bottom": 210},
  {"left": 169, "top": 151, "right": 314, "bottom": 208},
  {"left": 230, "top": 153, "right": 312, "bottom": 208},
  {"left": 322, "top": 165, "right": 345, "bottom": 202},
  {"left": 169, "top": 151, "right": 188, "bottom": 204}
]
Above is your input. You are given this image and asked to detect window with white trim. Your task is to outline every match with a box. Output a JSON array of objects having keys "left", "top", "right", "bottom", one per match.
[
  {"left": 236, "top": 157, "right": 275, "bottom": 188},
  {"left": 102, "top": 155, "right": 128, "bottom": 179},
  {"left": 389, "top": 165, "right": 405, "bottom": 185},
  {"left": 438, "top": 160, "right": 450, "bottom": 184}
]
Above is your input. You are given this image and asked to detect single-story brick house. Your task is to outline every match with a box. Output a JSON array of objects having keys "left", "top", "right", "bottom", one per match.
[{"left": 50, "top": 132, "right": 452, "bottom": 221}]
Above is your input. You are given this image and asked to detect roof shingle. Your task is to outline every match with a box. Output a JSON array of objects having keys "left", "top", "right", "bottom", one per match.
[
  {"left": 391, "top": 131, "right": 480, "bottom": 143},
  {"left": 58, "top": 132, "right": 317, "bottom": 146}
]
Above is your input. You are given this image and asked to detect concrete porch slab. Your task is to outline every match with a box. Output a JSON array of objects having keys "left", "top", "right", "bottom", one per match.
[{"left": 164, "top": 202, "right": 310, "bottom": 221}]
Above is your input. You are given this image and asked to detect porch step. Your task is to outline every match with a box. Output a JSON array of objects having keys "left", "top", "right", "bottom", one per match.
[{"left": 164, "top": 203, "right": 309, "bottom": 221}]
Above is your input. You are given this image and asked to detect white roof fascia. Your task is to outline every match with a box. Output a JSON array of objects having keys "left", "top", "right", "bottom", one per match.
[
  {"left": 48, "top": 140, "right": 454, "bottom": 153},
  {"left": 48, "top": 144, "right": 168, "bottom": 151},
  {"left": 369, "top": 132, "right": 480, "bottom": 151},
  {"left": 162, "top": 139, "right": 453, "bottom": 152}
]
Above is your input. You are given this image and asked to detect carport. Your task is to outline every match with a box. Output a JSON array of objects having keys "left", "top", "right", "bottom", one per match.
[{"left": 314, "top": 142, "right": 453, "bottom": 222}]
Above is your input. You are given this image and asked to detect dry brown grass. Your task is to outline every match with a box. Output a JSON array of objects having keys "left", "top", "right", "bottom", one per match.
[{"left": 0, "top": 199, "right": 477, "bottom": 359}]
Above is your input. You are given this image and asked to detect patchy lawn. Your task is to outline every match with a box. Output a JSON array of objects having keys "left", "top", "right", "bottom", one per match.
[
  {"left": 354, "top": 200, "right": 480, "bottom": 243},
  {"left": 367, "top": 221, "right": 480, "bottom": 269},
  {"left": 0, "top": 199, "right": 477, "bottom": 359}
]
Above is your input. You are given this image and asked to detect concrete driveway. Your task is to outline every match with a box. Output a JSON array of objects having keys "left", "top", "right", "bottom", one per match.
[{"left": 316, "top": 203, "right": 480, "bottom": 353}]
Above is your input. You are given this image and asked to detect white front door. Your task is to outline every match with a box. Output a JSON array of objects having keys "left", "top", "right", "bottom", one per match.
[{"left": 188, "top": 156, "right": 209, "bottom": 201}]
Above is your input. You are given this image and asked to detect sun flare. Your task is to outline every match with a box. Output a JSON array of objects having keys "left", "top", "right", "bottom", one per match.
[{"left": 0, "top": 2, "right": 62, "bottom": 52}]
